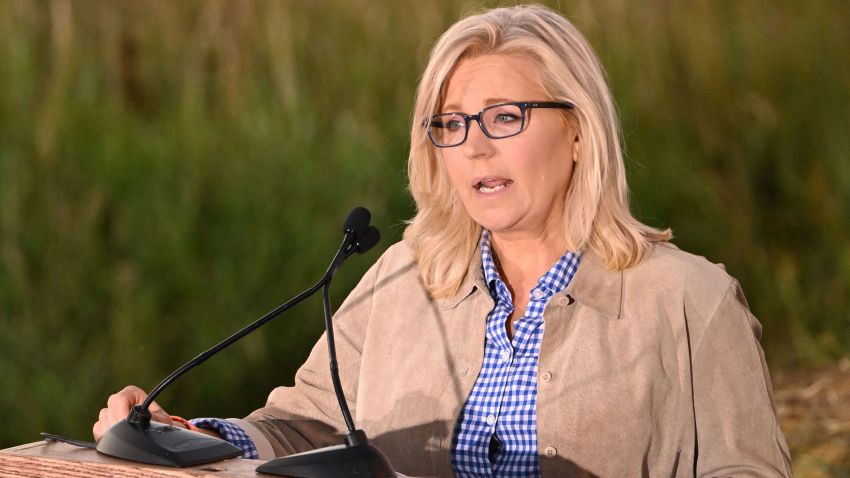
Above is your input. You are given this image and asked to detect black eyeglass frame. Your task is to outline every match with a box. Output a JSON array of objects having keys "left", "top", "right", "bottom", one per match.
[{"left": 426, "top": 101, "right": 574, "bottom": 148}]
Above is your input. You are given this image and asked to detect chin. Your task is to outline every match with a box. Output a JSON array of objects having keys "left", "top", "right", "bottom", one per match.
[
  {"left": 464, "top": 203, "right": 525, "bottom": 234},
  {"left": 470, "top": 215, "right": 519, "bottom": 235}
]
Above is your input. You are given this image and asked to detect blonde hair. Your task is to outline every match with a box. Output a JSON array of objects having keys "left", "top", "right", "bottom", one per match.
[{"left": 404, "top": 4, "right": 671, "bottom": 298}]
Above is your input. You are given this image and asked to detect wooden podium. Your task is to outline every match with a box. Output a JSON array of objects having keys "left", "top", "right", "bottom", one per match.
[{"left": 0, "top": 441, "right": 266, "bottom": 477}]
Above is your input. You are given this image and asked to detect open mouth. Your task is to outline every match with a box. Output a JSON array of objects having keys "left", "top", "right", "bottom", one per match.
[{"left": 473, "top": 177, "right": 513, "bottom": 194}]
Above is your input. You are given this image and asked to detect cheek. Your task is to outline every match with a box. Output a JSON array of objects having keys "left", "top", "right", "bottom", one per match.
[
  {"left": 529, "top": 146, "right": 576, "bottom": 202},
  {"left": 441, "top": 150, "right": 470, "bottom": 179},
  {"left": 549, "top": 161, "right": 575, "bottom": 197},
  {"left": 440, "top": 157, "right": 467, "bottom": 194}
]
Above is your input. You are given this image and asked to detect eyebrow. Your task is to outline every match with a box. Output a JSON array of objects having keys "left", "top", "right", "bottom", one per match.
[{"left": 441, "top": 97, "right": 515, "bottom": 113}]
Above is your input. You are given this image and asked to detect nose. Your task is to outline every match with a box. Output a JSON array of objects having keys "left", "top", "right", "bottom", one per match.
[{"left": 462, "top": 117, "right": 495, "bottom": 159}]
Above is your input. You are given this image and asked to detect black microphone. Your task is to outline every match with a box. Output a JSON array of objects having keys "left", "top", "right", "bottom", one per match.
[
  {"left": 95, "top": 207, "right": 389, "bottom": 470},
  {"left": 344, "top": 206, "right": 371, "bottom": 238},
  {"left": 257, "top": 222, "right": 395, "bottom": 478},
  {"left": 355, "top": 226, "right": 381, "bottom": 254}
]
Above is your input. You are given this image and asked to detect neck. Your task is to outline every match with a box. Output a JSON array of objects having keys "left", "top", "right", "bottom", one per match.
[{"left": 489, "top": 227, "right": 567, "bottom": 297}]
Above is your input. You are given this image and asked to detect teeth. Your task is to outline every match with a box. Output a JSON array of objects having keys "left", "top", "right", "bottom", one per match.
[{"left": 479, "top": 183, "right": 507, "bottom": 193}]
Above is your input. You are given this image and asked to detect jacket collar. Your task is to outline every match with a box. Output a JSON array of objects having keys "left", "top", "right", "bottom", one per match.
[
  {"left": 563, "top": 251, "right": 623, "bottom": 320},
  {"left": 436, "top": 245, "right": 622, "bottom": 320},
  {"left": 436, "top": 248, "right": 488, "bottom": 310}
]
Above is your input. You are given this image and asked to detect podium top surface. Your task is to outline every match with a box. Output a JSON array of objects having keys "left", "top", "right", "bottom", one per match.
[{"left": 0, "top": 440, "right": 266, "bottom": 477}]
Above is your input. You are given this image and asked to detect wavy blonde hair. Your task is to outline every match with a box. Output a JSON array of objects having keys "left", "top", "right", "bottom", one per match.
[{"left": 404, "top": 4, "right": 671, "bottom": 298}]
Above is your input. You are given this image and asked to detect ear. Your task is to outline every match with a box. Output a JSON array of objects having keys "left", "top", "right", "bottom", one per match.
[{"left": 572, "top": 133, "right": 581, "bottom": 162}]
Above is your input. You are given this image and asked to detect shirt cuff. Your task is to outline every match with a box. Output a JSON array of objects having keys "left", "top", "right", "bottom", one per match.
[{"left": 189, "top": 417, "right": 259, "bottom": 459}]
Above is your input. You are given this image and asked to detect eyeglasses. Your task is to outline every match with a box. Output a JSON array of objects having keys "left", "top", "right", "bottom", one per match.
[{"left": 426, "top": 101, "right": 574, "bottom": 148}]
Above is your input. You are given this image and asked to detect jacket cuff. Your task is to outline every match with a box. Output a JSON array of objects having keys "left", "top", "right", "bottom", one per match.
[{"left": 227, "top": 418, "right": 276, "bottom": 460}]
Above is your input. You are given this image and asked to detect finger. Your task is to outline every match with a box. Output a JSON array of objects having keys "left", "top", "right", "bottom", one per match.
[
  {"left": 147, "top": 401, "right": 171, "bottom": 423},
  {"left": 109, "top": 386, "right": 148, "bottom": 414},
  {"left": 93, "top": 421, "right": 104, "bottom": 441},
  {"left": 148, "top": 399, "right": 163, "bottom": 413},
  {"left": 106, "top": 393, "right": 133, "bottom": 425},
  {"left": 106, "top": 390, "right": 135, "bottom": 411},
  {"left": 93, "top": 408, "right": 111, "bottom": 441},
  {"left": 119, "top": 385, "right": 148, "bottom": 403},
  {"left": 150, "top": 409, "right": 172, "bottom": 425}
]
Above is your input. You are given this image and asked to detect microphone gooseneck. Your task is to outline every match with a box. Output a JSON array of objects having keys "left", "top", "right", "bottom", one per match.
[
  {"left": 257, "top": 211, "right": 396, "bottom": 478},
  {"left": 323, "top": 280, "right": 355, "bottom": 433},
  {"left": 319, "top": 224, "right": 379, "bottom": 434},
  {"left": 96, "top": 207, "right": 389, "bottom": 471},
  {"left": 139, "top": 265, "right": 330, "bottom": 412},
  {"left": 138, "top": 209, "right": 373, "bottom": 414}
]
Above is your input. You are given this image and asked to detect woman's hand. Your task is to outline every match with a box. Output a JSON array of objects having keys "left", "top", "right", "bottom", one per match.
[{"left": 92, "top": 385, "right": 174, "bottom": 441}]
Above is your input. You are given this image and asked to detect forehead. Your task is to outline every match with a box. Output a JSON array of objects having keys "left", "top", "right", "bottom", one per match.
[{"left": 442, "top": 54, "right": 546, "bottom": 111}]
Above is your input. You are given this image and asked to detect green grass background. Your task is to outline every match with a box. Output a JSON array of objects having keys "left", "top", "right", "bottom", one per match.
[{"left": 0, "top": 0, "right": 847, "bottom": 466}]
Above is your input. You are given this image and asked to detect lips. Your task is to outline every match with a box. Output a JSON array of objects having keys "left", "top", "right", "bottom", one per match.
[{"left": 473, "top": 176, "right": 513, "bottom": 194}]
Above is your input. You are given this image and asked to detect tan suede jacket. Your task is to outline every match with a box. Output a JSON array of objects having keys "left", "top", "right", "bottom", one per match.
[{"left": 228, "top": 240, "right": 792, "bottom": 477}]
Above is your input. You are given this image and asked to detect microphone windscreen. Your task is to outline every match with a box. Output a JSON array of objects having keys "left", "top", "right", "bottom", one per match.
[
  {"left": 344, "top": 207, "right": 371, "bottom": 237},
  {"left": 356, "top": 226, "right": 381, "bottom": 253}
]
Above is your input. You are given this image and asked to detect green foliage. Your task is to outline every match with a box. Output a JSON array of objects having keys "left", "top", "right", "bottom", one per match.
[{"left": 0, "top": 0, "right": 847, "bottom": 450}]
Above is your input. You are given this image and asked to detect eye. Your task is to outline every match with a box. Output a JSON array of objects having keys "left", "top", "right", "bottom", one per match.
[
  {"left": 444, "top": 118, "right": 465, "bottom": 131},
  {"left": 494, "top": 112, "right": 520, "bottom": 123},
  {"left": 485, "top": 104, "right": 523, "bottom": 126}
]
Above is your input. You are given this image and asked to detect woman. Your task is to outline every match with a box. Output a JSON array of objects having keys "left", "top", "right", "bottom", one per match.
[{"left": 93, "top": 5, "right": 792, "bottom": 477}]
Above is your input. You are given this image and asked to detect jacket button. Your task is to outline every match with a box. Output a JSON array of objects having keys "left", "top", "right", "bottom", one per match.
[
  {"left": 544, "top": 446, "right": 557, "bottom": 457},
  {"left": 558, "top": 296, "right": 570, "bottom": 306},
  {"left": 541, "top": 371, "right": 553, "bottom": 382}
]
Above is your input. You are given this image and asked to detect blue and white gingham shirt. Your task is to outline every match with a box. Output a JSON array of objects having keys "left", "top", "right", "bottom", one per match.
[
  {"left": 193, "top": 230, "right": 580, "bottom": 473},
  {"left": 451, "top": 230, "right": 581, "bottom": 477},
  {"left": 190, "top": 418, "right": 258, "bottom": 459}
]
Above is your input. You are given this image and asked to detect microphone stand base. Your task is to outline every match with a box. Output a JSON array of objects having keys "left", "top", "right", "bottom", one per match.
[
  {"left": 96, "top": 419, "right": 243, "bottom": 467},
  {"left": 256, "top": 430, "right": 395, "bottom": 478}
]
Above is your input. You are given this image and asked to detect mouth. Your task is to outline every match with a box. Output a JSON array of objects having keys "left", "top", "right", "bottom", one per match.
[{"left": 473, "top": 177, "right": 513, "bottom": 194}]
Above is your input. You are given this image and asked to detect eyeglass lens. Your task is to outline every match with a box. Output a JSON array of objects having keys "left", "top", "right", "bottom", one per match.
[{"left": 429, "top": 103, "right": 524, "bottom": 147}]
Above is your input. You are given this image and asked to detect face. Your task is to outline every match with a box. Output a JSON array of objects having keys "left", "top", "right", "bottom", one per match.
[{"left": 438, "top": 54, "right": 579, "bottom": 241}]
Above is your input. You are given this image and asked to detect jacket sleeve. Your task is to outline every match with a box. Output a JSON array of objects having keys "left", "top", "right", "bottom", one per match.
[
  {"left": 234, "top": 251, "right": 385, "bottom": 459},
  {"left": 692, "top": 280, "right": 793, "bottom": 477}
]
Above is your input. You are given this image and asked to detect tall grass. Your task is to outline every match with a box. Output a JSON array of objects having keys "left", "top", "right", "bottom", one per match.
[{"left": 0, "top": 0, "right": 847, "bottom": 451}]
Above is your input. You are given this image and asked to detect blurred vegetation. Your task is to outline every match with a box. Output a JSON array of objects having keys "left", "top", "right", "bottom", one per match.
[{"left": 0, "top": 0, "right": 847, "bottom": 473}]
